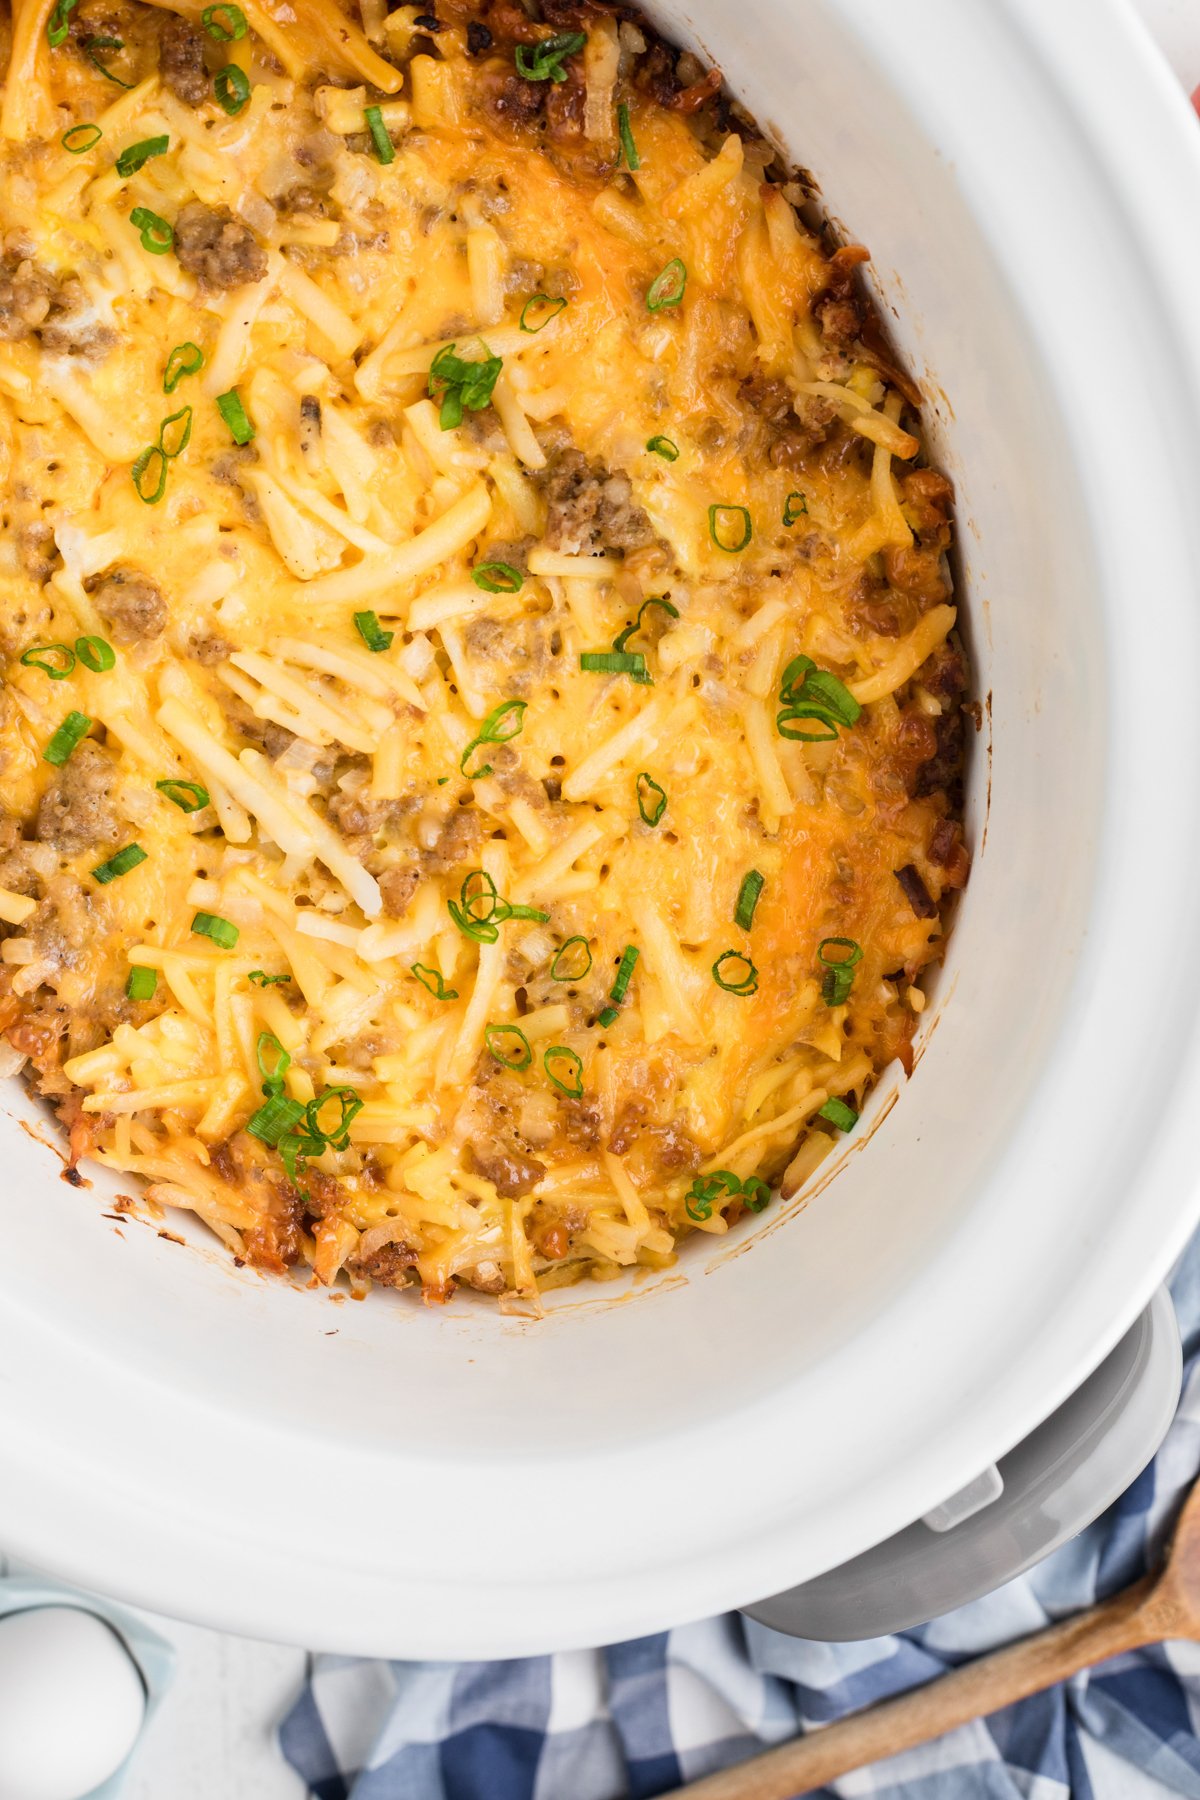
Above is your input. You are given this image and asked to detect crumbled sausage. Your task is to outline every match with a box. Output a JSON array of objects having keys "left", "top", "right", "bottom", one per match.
[
  {"left": 90, "top": 567, "right": 167, "bottom": 643},
  {"left": 928, "top": 816, "right": 970, "bottom": 890},
  {"left": 466, "top": 20, "right": 493, "bottom": 54},
  {"left": 377, "top": 864, "right": 420, "bottom": 919},
  {"left": 895, "top": 863, "right": 937, "bottom": 919},
  {"left": 0, "top": 255, "right": 113, "bottom": 358},
  {"left": 187, "top": 630, "right": 232, "bottom": 665},
  {"left": 811, "top": 244, "right": 871, "bottom": 352},
  {"left": 538, "top": 447, "right": 655, "bottom": 554},
  {"left": 0, "top": 254, "right": 56, "bottom": 341},
  {"left": 467, "top": 1141, "right": 547, "bottom": 1198},
  {"left": 420, "top": 807, "right": 486, "bottom": 873},
  {"left": 173, "top": 202, "right": 268, "bottom": 291},
  {"left": 738, "top": 373, "right": 839, "bottom": 471},
  {"left": 35, "top": 740, "right": 121, "bottom": 855},
  {"left": 158, "top": 13, "right": 209, "bottom": 105},
  {"left": 351, "top": 1242, "right": 417, "bottom": 1288}
]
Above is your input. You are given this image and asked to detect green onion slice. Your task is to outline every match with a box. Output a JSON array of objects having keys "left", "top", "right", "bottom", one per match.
[
  {"left": 646, "top": 256, "right": 687, "bottom": 311},
  {"left": 131, "top": 445, "right": 168, "bottom": 505},
  {"left": 201, "top": 3, "right": 248, "bottom": 40},
  {"left": 163, "top": 342, "right": 203, "bottom": 394},
  {"left": 307, "top": 1087, "right": 363, "bottom": 1150},
  {"left": 353, "top": 610, "right": 394, "bottom": 653},
  {"left": 116, "top": 134, "right": 168, "bottom": 177},
  {"left": 819, "top": 1096, "right": 859, "bottom": 1132},
  {"left": 256, "top": 1030, "right": 291, "bottom": 1096},
  {"left": 125, "top": 964, "right": 158, "bottom": 1000},
  {"left": 47, "top": 0, "right": 80, "bottom": 49},
  {"left": 646, "top": 435, "right": 678, "bottom": 461},
  {"left": 158, "top": 405, "right": 192, "bottom": 459},
  {"left": 610, "top": 943, "right": 638, "bottom": 1004},
  {"left": 75, "top": 635, "right": 114, "bottom": 672},
  {"left": 734, "top": 870, "right": 764, "bottom": 930},
  {"left": 597, "top": 1005, "right": 620, "bottom": 1029},
  {"left": 685, "top": 1168, "right": 766, "bottom": 1222},
  {"left": 92, "top": 842, "right": 147, "bottom": 884},
  {"left": 216, "top": 387, "right": 254, "bottom": 444},
  {"left": 411, "top": 962, "right": 458, "bottom": 1001},
  {"left": 485, "top": 1022, "right": 532, "bottom": 1070},
  {"left": 247, "top": 1093, "right": 306, "bottom": 1146},
  {"left": 742, "top": 1176, "right": 771, "bottom": 1213},
  {"left": 156, "top": 777, "right": 209, "bottom": 812},
  {"left": 580, "top": 650, "right": 648, "bottom": 679},
  {"left": 818, "top": 936, "right": 862, "bottom": 1007},
  {"left": 776, "top": 655, "right": 862, "bottom": 742},
  {"left": 82, "top": 34, "right": 132, "bottom": 85},
  {"left": 472, "top": 560, "right": 522, "bottom": 593},
  {"left": 248, "top": 969, "right": 291, "bottom": 986},
  {"left": 43, "top": 711, "right": 92, "bottom": 766},
  {"left": 428, "top": 340, "right": 502, "bottom": 431},
  {"left": 460, "top": 698, "right": 526, "bottom": 779},
  {"left": 617, "top": 100, "right": 639, "bottom": 169},
  {"left": 708, "top": 502, "right": 752, "bottom": 552},
  {"left": 636, "top": 771, "right": 666, "bottom": 827},
  {"left": 514, "top": 29, "right": 585, "bottom": 81},
  {"left": 544, "top": 1043, "right": 583, "bottom": 1098},
  {"left": 612, "top": 594, "right": 678, "bottom": 656},
  {"left": 364, "top": 103, "right": 395, "bottom": 164},
  {"left": 519, "top": 293, "right": 567, "bottom": 333},
  {"left": 783, "top": 490, "right": 808, "bottom": 525},
  {"left": 191, "top": 910, "right": 239, "bottom": 948},
  {"left": 21, "top": 643, "right": 75, "bottom": 680},
  {"left": 550, "top": 936, "right": 591, "bottom": 982},
  {"left": 129, "top": 205, "right": 173, "bottom": 254},
  {"left": 62, "top": 122, "right": 101, "bottom": 153},
  {"left": 712, "top": 949, "right": 758, "bottom": 995},
  {"left": 213, "top": 63, "right": 251, "bottom": 115},
  {"left": 447, "top": 868, "right": 505, "bottom": 943}
]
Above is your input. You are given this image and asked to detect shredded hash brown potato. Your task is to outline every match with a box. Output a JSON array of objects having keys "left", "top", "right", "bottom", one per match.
[{"left": 0, "top": 0, "right": 970, "bottom": 1309}]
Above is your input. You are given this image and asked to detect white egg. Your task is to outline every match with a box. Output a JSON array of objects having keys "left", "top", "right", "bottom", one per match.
[{"left": 0, "top": 1606, "right": 146, "bottom": 1800}]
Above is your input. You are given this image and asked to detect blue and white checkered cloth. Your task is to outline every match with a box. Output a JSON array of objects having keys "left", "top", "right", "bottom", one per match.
[{"left": 279, "top": 1236, "right": 1200, "bottom": 1799}]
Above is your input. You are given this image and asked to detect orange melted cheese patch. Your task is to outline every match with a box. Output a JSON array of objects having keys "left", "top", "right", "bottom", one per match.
[{"left": 0, "top": 0, "right": 967, "bottom": 1308}]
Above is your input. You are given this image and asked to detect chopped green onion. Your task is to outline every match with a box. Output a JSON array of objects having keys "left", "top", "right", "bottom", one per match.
[
  {"left": 783, "top": 490, "right": 807, "bottom": 526},
  {"left": 216, "top": 387, "right": 254, "bottom": 445},
  {"left": 712, "top": 949, "right": 757, "bottom": 995},
  {"left": 305, "top": 1087, "right": 362, "bottom": 1147},
  {"left": 411, "top": 963, "right": 458, "bottom": 1001},
  {"left": 505, "top": 901, "right": 549, "bottom": 923},
  {"left": 580, "top": 650, "right": 648, "bottom": 679},
  {"left": 75, "top": 635, "right": 114, "bottom": 672},
  {"left": 116, "top": 134, "right": 168, "bottom": 177},
  {"left": 742, "top": 1176, "right": 771, "bottom": 1212},
  {"left": 47, "top": 0, "right": 80, "bottom": 49},
  {"left": 191, "top": 910, "right": 239, "bottom": 948},
  {"left": 776, "top": 655, "right": 861, "bottom": 742},
  {"left": 129, "top": 205, "right": 173, "bottom": 254},
  {"left": 646, "top": 256, "right": 687, "bottom": 311},
  {"left": 485, "top": 1022, "right": 532, "bottom": 1071},
  {"left": 460, "top": 698, "right": 526, "bottom": 779},
  {"left": 597, "top": 1005, "right": 620, "bottom": 1029},
  {"left": 213, "top": 63, "right": 251, "bottom": 115},
  {"left": 201, "top": 2, "right": 248, "bottom": 39},
  {"left": 256, "top": 1030, "right": 291, "bottom": 1096},
  {"left": 364, "top": 104, "right": 395, "bottom": 164},
  {"left": 61, "top": 122, "right": 102, "bottom": 153},
  {"left": 447, "top": 867, "right": 527, "bottom": 943},
  {"left": 82, "top": 34, "right": 132, "bottom": 85},
  {"left": 125, "top": 964, "right": 158, "bottom": 1001},
  {"left": 156, "top": 777, "right": 209, "bottom": 812},
  {"left": 428, "top": 340, "right": 502, "bottom": 430},
  {"left": 163, "top": 342, "right": 203, "bottom": 394},
  {"left": 544, "top": 1044, "right": 583, "bottom": 1098},
  {"left": 818, "top": 936, "right": 862, "bottom": 1007},
  {"left": 353, "top": 610, "right": 394, "bottom": 653},
  {"left": 248, "top": 969, "right": 291, "bottom": 986},
  {"left": 514, "top": 29, "right": 585, "bottom": 81},
  {"left": 158, "top": 405, "right": 192, "bottom": 459},
  {"left": 708, "top": 502, "right": 752, "bottom": 552},
  {"left": 636, "top": 771, "right": 666, "bottom": 827},
  {"left": 617, "top": 100, "right": 639, "bottom": 169},
  {"left": 734, "top": 870, "right": 764, "bottom": 930},
  {"left": 91, "top": 842, "right": 147, "bottom": 884},
  {"left": 246, "top": 1093, "right": 306, "bottom": 1146},
  {"left": 819, "top": 1096, "right": 859, "bottom": 1132},
  {"left": 21, "top": 643, "right": 75, "bottom": 680},
  {"left": 550, "top": 936, "right": 591, "bottom": 982},
  {"left": 610, "top": 944, "right": 638, "bottom": 1004},
  {"left": 472, "top": 560, "right": 522, "bottom": 593},
  {"left": 612, "top": 594, "right": 678, "bottom": 657},
  {"left": 131, "top": 445, "right": 168, "bottom": 505},
  {"left": 43, "top": 711, "right": 92, "bottom": 766},
  {"left": 685, "top": 1169, "right": 766, "bottom": 1222},
  {"left": 646, "top": 435, "right": 678, "bottom": 461},
  {"left": 519, "top": 293, "right": 567, "bottom": 333}
]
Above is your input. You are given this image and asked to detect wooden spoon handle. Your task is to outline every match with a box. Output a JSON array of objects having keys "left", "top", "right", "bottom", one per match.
[{"left": 667, "top": 1574, "right": 1162, "bottom": 1800}]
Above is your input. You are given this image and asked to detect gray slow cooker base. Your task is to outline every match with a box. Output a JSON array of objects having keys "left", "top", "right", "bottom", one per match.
[{"left": 743, "top": 1287, "right": 1181, "bottom": 1641}]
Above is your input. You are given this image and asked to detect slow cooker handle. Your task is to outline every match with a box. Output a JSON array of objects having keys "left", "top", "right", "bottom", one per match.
[{"left": 741, "top": 1286, "right": 1181, "bottom": 1642}]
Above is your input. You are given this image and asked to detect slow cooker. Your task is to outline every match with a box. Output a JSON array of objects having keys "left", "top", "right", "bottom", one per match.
[{"left": 3, "top": 0, "right": 1200, "bottom": 1656}]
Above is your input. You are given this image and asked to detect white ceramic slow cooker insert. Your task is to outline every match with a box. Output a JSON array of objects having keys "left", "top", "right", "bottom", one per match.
[{"left": 3, "top": 0, "right": 1200, "bottom": 1658}]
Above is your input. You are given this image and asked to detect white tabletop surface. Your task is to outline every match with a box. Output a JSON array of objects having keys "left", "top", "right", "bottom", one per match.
[{"left": 7, "top": 5, "right": 1197, "bottom": 1798}]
